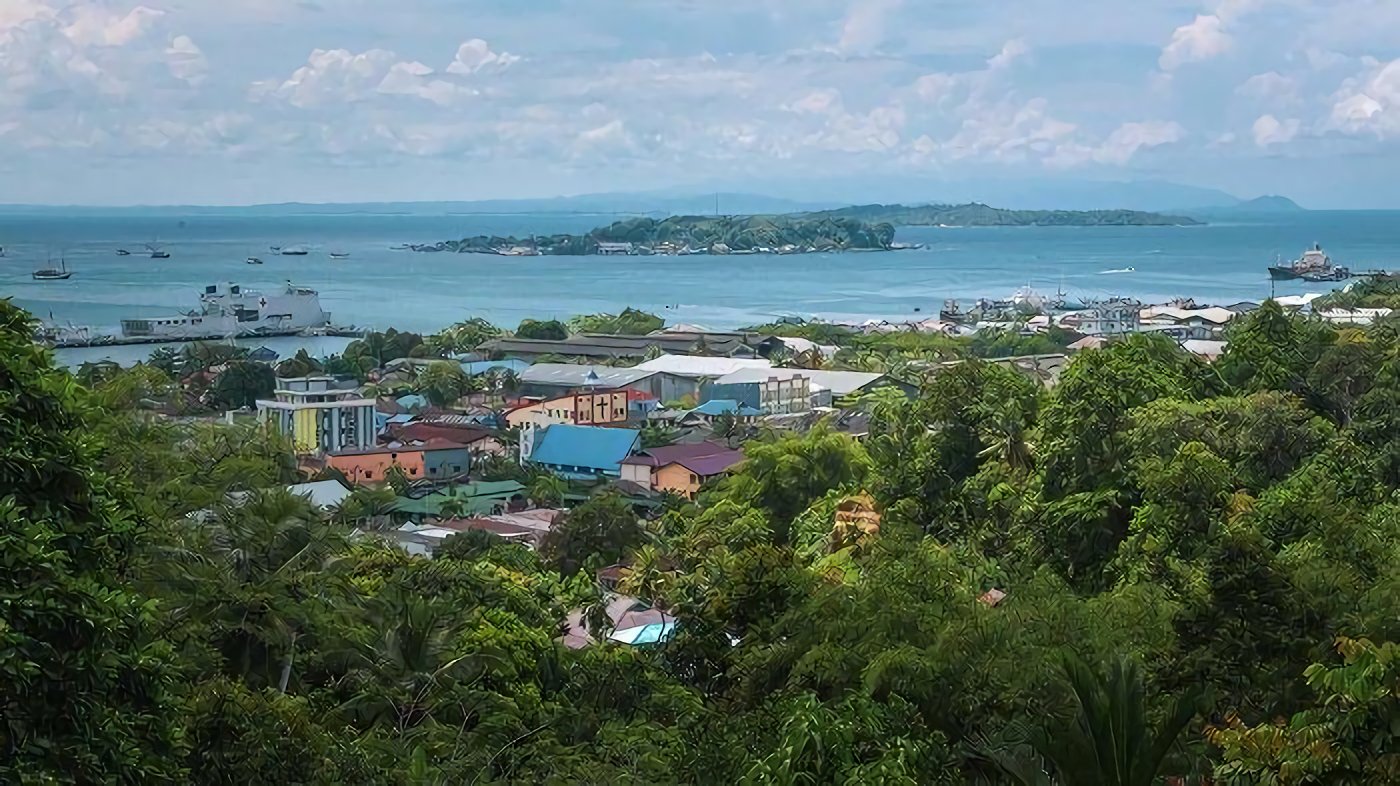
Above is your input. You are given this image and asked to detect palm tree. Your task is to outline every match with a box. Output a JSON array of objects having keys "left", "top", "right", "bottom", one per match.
[
  {"left": 174, "top": 489, "right": 350, "bottom": 692},
  {"left": 616, "top": 544, "right": 674, "bottom": 606},
  {"left": 331, "top": 486, "right": 400, "bottom": 531},
  {"left": 984, "top": 656, "right": 1201, "bottom": 785},
  {"left": 978, "top": 401, "right": 1036, "bottom": 474},
  {"left": 528, "top": 474, "right": 569, "bottom": 507},
  {"left": 497, "top": 369, "right": 521, "bottom": 397},
  {"left": 436, "top": 492, "right": 469, "bottom": 520},
  {"left": 338, "top": 590, "right": 494, "bottom": 733}
]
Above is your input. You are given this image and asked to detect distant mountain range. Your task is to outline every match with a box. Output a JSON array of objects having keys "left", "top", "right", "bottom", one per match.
[
  {"left": 806, "top": 203, "right": 1201, "bottom": 227},
  {"left": 0, "top": 182, "right": 1307, "bottom": 218},
  {"left": 1183, "top": 195, "right": 1306, "bottom": 219}
]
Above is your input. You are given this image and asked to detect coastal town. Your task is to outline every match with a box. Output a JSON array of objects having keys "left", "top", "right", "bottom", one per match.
[{"left": 65, "top": 274, "right": 1396, "bottom": 565}]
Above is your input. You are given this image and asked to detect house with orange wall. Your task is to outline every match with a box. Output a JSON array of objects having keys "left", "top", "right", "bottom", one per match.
[
  {"left": 619, "top": 442, "right": 745, "bottom": 498},
  {"left": 327, "top": 438, "right": 471, "bottom": 486}
]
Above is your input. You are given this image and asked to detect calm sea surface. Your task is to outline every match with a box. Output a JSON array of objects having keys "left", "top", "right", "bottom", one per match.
[{"left": 1, "top": 211, "right": 1396, "bottom": 366}]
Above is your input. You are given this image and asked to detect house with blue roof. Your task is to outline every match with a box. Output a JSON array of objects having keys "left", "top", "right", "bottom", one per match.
[
  {"left": 682, "top": 399, "right": 764, "bottom": 426},
  {"left": 396, "top": 393, "right": 429, "bottom": 413},
  {"left": 524, "top": 424, "right": 641, "bottom": 481}
]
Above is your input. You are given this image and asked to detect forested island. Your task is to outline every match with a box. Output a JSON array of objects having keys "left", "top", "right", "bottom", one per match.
[
  {"left": 410, "top": 202, "right": 1198, "bottom": 256},
  {"left": 410, "top": 214, "right": 898, "bottom": 255},
  {"left": 805, "top": 202, "right": 1203, "bottom": 227}
]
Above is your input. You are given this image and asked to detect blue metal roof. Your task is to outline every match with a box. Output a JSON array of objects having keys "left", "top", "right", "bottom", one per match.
[
  {"left": 461, "top": 359, "right": 531, "bottom": 377},
  {"left": 530, "top": 424, "right": 639, "bottom": 474},
  {"left": 690, "top": 399, "right": 763, "bottom": 417},
  {"left": 396, "top": 394, "right": 429, "bottom": 410}
]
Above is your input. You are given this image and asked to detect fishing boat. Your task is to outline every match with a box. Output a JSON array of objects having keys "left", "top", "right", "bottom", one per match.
[
  {"left": 1270, "top": 243, "right": 1349, "bottom": 281},
  {"left": 328, "top": 251, "right": 350, "bottom": 259},
  {"left": 116, "top": 248, "right": 131, "bottom": 256},
  {"left": 280, "top": 246, "right": 309, "bottom": 256},
  {"left": 939, "top": 299, "right": 967, "bottom": 323},
  {"left": 246, "top": 256, "right": 264, "bottom": 265},
  {"left": 119, "top": 281, "right": 331, "bottom": 340},
  {"left": 32, "top": 258, "right": 72, "bottom": 280},
  {"left": 147, "top": 242, "right": 170, "bottom": 259}
]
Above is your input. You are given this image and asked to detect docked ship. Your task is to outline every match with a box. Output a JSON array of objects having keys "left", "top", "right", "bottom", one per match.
[
  {"left": 120, "top": 282, "right": 331, "bottom": 340},
  {"left": 1270, "top": 244, "right": 1350, "bottom": 281}
]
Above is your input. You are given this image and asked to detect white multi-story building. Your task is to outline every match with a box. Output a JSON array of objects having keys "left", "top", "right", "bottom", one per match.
[
  {"left": 1077, "top": 298, "right": 1142, "bottom": 336},
  {"left": 257, "top": 376, "right": 376, "bottom": 454}
]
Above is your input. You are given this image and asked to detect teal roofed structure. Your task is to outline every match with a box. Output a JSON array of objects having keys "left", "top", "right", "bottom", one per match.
[
  {"left": 527, "top": 424, "right": 640, "bottom": 480},
  {"left": 690, "top": 399, "right": 763, "bottom": 417},
  {"left": 393, "top": 480, "right": 526, "bottom": 520},
  {"left": 396, "top": 393, "right": 429, "bottom": 412}
]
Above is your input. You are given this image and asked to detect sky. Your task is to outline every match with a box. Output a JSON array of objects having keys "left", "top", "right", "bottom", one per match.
[{"left": 3, "top": 0, "right": 1400, "bottom": 207}]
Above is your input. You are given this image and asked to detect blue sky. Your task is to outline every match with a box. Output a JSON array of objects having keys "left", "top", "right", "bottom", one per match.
[{"left": 3, "top": 0, "right": 1400, "bottom": 206}]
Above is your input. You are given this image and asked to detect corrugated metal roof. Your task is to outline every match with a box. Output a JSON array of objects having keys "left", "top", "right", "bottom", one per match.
[
  {"left": 521, "top": 364, "right": 658, "bottom": 387},
  {"left": 530, "top": 424, "right": 640, "bottom": 473},
  {"left": 621, "top": 441, "right": 736, "bottom": 467},
  {"left": 460, "top": 358, "right": 531, "bottom": 376},
  {"left": 634, "top": 354, "right": 773, "bottom": 378}
]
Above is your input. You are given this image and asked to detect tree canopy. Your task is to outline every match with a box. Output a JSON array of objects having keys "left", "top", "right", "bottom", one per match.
[{"left": 4, "top": 298, "right": 1399, "bottom": 783}]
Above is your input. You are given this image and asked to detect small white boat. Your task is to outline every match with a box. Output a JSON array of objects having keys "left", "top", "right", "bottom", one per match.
[{"left": 246, "top": 257, "right": 264, "bottom": 265}]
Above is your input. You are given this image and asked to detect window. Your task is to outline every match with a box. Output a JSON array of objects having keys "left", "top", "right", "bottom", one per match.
[
  {"left": 690, "top": 473, "right": 699, "bottom": 484},
  {"left": 451, "top": 465, "right": 462, "bottom": 473},
  {"left": 410, "top": 467, "right": 418, "bottom": 475},
  {"left": 364, "top": 471, "right": 374, "bottom": 479}
]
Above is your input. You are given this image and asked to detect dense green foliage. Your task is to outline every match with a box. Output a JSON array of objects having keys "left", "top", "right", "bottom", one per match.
[
  {"left": 419, "top": 214, "right": 898, "bottom": 254},
  {"left": 5, "top": 298, "right": 1400, "bottom": 783},
  {"left": 514, "top": 318, "right": 569, "bottom": 340},
  {"left": 567, "top": 307, "right": 665, "bottom": 336},
  {"left": 1314, "top": 274, "right": 1400, "bottom": 310}
]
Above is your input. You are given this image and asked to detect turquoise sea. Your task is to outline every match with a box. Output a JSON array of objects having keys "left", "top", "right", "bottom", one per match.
[{"left": 1, "top": 210, "right": 1396, "bottom": 366}]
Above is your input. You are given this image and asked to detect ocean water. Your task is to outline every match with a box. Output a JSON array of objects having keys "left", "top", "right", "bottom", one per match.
[{"left": 1, "top": 210, "right": 1396, "bottom": 366}]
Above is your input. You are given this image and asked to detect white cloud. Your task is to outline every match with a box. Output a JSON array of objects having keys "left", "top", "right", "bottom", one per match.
[
  {"left": 1237, "top": 71, "right": 1295, "bottom": 102},
  {"left": 1252, "top": 114, "right": 1299, "bottom": 147},
  {"left": 837, "top": 0, "right": 901, "bottom": 54},
  {"left": 1159, "top": 14, "right": 1230, "bottom": 71},
  {"left": 940, "top": 98, "right": 1078, "bottom": 164},
  {"left": 1326, "top": 58, "right": 1400, "bottom": 138},
  {"left": 253, "top": 48, "right": 400, "bottom": 108},
  {"left": 166, "top": 34, "right": 207, "bottom": 86},
  {"left": 786, "top": 88, "right": 841, "bottom": 114},
  {"left": 987, "top": 39, "right": 1028, "bottom": 71},
  {"left": 378, "top": 61, "right": 472, "bottom": 106},
  {"left": 913, "top": 72, "right": 956, "bottom": 103},
  {"left": 62, "top": 4, "right": 162, "bottom": 47},
  {"left": 445, "top": 38, "right": 518, "bottom": 75},
  {"left": 1102, "top": 120, "right": 1184, "bottom": 162}
]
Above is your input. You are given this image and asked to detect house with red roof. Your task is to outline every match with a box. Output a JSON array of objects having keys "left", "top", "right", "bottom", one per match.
[
  {"left": 388, "top": 422, "right": 506, "bottom": 456},
  {"left": 619, "top": 441, "right": 746, "bottom": 498}
]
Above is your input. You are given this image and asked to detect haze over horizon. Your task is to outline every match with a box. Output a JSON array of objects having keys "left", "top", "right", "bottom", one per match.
[{"left": 4, "top": 1, "right": 1400, "bottom": 208}]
